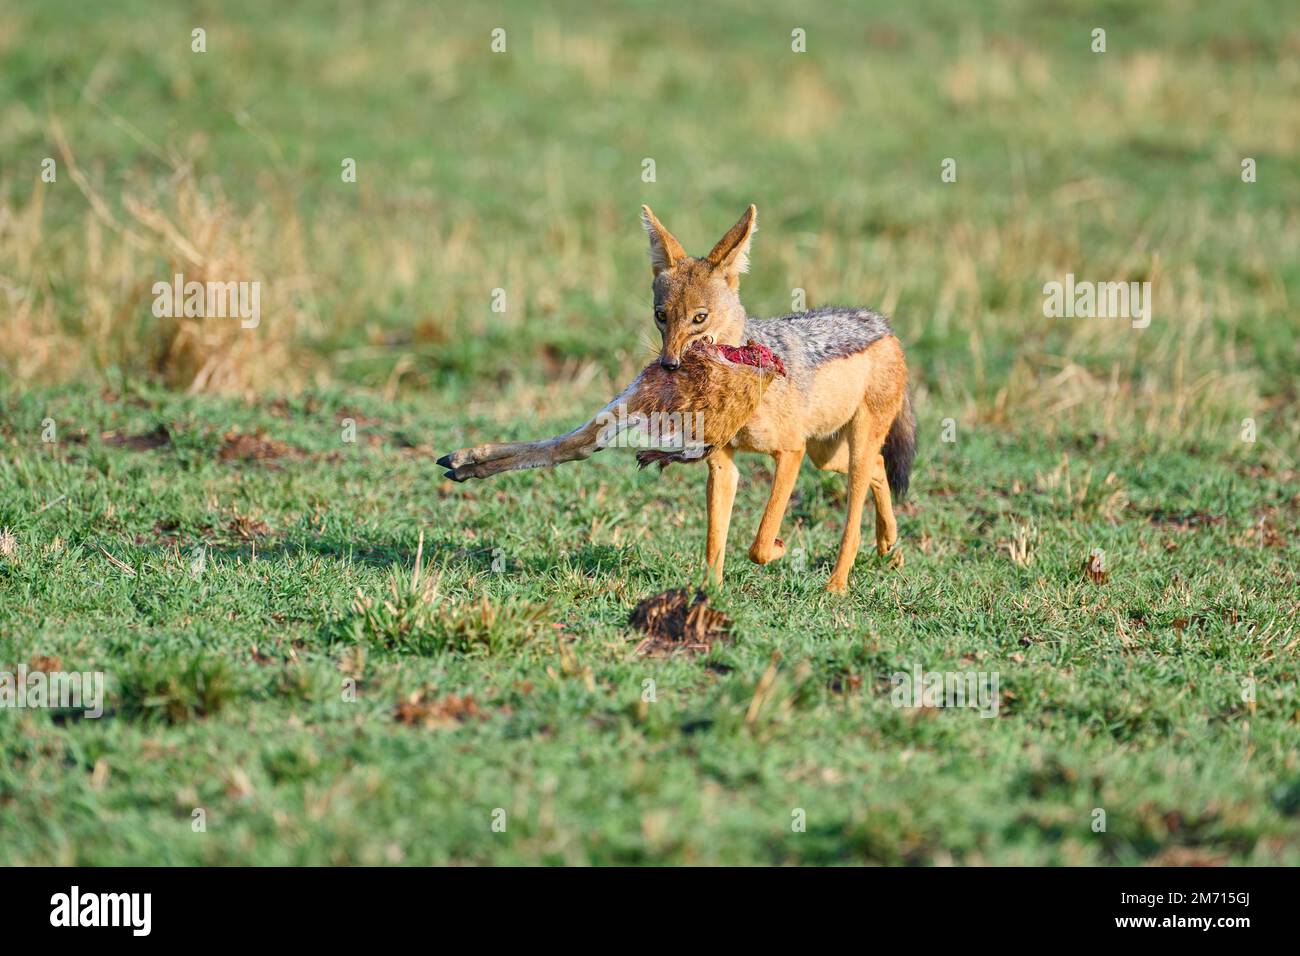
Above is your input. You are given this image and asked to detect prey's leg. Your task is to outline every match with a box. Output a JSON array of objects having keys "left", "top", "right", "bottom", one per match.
[{"left": 437, "top": 418, "right": 607, "bottom": 481}]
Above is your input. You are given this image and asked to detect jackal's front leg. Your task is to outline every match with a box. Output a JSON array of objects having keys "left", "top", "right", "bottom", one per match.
[
  {"left": 705, "top": 446, "right": 739, "bottom": 584},
  {"left": 748, "top": 448, "right": 804, "bottom": 565}
]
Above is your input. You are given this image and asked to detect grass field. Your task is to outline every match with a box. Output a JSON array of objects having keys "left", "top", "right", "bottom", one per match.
[{"left": 1, "top": 0, "right": 1299, "bottom": 864}]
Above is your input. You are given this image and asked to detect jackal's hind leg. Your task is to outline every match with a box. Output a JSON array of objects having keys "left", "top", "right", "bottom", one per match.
[
  {"left": 870, "top": 452, "right": 899, "bottom": 558},
  {"left": 826, "top": 413, "right": 888, "bottom": 593}
]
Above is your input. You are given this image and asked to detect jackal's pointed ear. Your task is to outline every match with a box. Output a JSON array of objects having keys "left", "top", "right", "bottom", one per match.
[
  {"left": 706, "top": 204, "right": 757, "bottom": 289},
  {"left": 641, "top": 205, "right": 686, "bottom": 276}
]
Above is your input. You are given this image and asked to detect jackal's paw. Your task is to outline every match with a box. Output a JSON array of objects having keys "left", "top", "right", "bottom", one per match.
[
  {"left": 748, "top": 536, "right": 786, "bottom": 565},
  {"left": 824, "top": 576, "right": 849, "bottom": 594}
]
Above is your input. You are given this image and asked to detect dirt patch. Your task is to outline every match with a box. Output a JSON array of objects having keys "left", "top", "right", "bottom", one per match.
[
  {"left": 249, "top": 645, "right": 276, "bottom": 666},
  {"left": 1148, "top": 846, "right": 1230, "bottom": 867},
  {"left": 384, "top": 430, "right": 431, "bottom": 454},
  {"left": 136, "top": 519, "right": 196, "bottom": 548},
  {"left": 1240, "top": 510, "right": 1289, "bottom": 549},
  {"left": 227, "top": 515, "right": 271, "bottom": 539},
  {"left": 1172, "top": 608, "right": 1243, "bottom": 634},
  {"left": 1146, "top": 510, "right": 1225, "bottom": 529},
  {"left": 628, "top": 588, "right": 731, "bottom": 656},
  {"left": 265, "top": 396, "right": 323, "bottom": 418},
  {"left": 829, "top": 671, "right": 863, "bottom": 694},
  {"left": 336, "top": 405, "right": 383, "bottom": 428},
  {"left": 538, "top": 343, "right": 569, "bottom": 378},
  {"left": 394, "top": 692, "right": 484, "bottom": 729},
  {"left": 102, "top": 424, "right": 171, "bottom": 450},
  {"left": 218, "top": 429, "right": 299, "bottom": 462},
  {"left": 1242, "top": 464, "right": 1300, "bottom": 485}
]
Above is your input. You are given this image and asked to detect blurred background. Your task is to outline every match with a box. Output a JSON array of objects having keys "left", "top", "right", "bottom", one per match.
[{"left": 3, "top": 0, "right": 1297, "bottom": 450}]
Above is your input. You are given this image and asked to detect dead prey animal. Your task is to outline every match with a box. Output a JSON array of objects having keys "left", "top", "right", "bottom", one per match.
[{"left": 437, "top": 340, "right": 785, "bottom": 481}]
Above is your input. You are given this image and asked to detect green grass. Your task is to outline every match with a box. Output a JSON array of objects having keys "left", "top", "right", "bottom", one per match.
[
  {"left": 1, "top": 0, "right": 1299, "bottom": 864},
  {"left": 2, "top": 386, "right": 1297, "bottom": 864}
]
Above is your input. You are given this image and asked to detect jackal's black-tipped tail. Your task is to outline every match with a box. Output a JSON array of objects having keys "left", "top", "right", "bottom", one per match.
[{"left": 882, "top": 390, "right": 915, "bottom": 501}]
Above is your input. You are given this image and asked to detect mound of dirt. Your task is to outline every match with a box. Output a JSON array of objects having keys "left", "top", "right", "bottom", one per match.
[
  {"left": 628, "top": 588, "right": 731, "bottom": 656},
  {"left": 218, "top": 429, "right": 298, "bottom": 462},
  {"left": 102, "top": 425, "right": 171, "bottom": 450},
  {"left": 394, "top": 692, "right": 483, "bottom": 729},
  {"left": 227, "top": 515, "right": 271, "bottom": 539}
]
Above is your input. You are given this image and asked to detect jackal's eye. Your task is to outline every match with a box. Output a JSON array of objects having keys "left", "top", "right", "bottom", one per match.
[
  {"left": 654, "top": 309, "right": 666, "bottom": 324},
  {"left": 692, "top": 311, "right": 708, "bottom": 324}
]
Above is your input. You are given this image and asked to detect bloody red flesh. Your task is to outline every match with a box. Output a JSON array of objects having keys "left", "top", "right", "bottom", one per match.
[{"left": 715, "top": 342, "right": 786, "bottom": 377}]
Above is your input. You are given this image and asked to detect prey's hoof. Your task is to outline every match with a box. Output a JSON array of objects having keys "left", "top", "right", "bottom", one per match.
[
  {"left": 437, "top": 447, "right": 481, "bottom": 481},
  {"left": 437, "top": 449, "right": 474, "bottom": 470},
  {"left": 748, "top": 536, "right": 786, "bottom": 565}
]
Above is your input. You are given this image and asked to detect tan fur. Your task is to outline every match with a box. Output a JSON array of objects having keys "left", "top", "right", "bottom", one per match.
[
  {"left": 645, "top": 204, "right": 754, "bottom": 368},
  {"left": 644, "top": 206, "right": 909, "bottom": 593}
]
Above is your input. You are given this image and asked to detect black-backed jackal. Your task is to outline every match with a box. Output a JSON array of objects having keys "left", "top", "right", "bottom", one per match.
[{"left": 439, "top": 205, "right": 915, "bottom": 593}]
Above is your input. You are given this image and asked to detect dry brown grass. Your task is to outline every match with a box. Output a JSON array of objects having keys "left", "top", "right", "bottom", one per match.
[
  {"left": 1, "top": 148, "right": 1280, "bottom": 445},
  {"left": 1, "top": 121, "right": 313, "bottom": 396}
]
